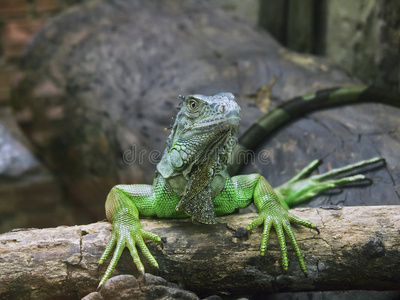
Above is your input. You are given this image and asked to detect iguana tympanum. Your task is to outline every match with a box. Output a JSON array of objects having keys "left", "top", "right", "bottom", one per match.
[{"left": 97, "top": 86, "right": 398, "bottom": 288}]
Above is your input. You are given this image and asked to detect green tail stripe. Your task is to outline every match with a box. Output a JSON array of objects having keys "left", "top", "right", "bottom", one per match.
[{"left": 227, "top": 85, "right": 400, "bottom": 175}]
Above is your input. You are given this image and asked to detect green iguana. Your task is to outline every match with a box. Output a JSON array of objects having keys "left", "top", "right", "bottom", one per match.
[{"left": 97, "top": 85, "right": 399, "bottom": 289}]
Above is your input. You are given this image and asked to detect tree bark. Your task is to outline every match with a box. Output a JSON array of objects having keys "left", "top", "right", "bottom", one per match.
[{"left": 0, "top": 206, "right": 399, "bottom": 299}]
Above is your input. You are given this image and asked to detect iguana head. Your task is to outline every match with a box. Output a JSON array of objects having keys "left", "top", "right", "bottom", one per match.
[
  {"left": 157, "top": 93, "right": 241, "bottom": 224},
  {"left": 158, "top": 92, "right": 241, "bottom": 181}
]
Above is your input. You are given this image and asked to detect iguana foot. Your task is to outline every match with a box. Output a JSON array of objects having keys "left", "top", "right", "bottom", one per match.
[
  {"left": 97, "top": 211, "right": 162, "bottom": 289},
  {"left": 275, "top": 157, "right": 384, "bottom": 208},
  {"left": 247, "top": 203, "right": 319, "bottom": 274}
]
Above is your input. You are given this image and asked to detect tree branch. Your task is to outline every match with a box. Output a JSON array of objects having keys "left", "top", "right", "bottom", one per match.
[{"left": 1, "top": 206, "right": 399, "bottom": 299}]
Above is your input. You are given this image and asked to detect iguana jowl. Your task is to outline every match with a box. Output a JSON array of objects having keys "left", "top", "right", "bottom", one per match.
[{"left": 98, "top": 88, "right": 396, "bottom": 288}]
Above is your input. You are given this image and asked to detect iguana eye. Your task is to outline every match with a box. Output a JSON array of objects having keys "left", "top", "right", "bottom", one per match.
[{"left": 187, "top": 99, "right": 198, "bottom": 111}]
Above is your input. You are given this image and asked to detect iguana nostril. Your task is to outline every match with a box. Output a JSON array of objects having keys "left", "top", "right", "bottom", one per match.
[{"left": 225, "top": 108, "right": 241, "bottom": 126}]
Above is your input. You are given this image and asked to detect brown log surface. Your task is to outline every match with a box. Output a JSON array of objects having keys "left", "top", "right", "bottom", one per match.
[{"left": 0, "top": 206, "right": 399, "bottom": 299}]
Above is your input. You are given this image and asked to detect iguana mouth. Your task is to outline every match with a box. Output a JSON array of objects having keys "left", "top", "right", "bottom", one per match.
[
  {"left": 187, "top": 111, "right": 240, "bottom": 133},
  {"left": 195, "top": 116, "right": 240, "bottom": 129}
]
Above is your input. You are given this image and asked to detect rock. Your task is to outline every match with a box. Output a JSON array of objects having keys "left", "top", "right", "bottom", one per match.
[
  {"left": 0, "top": 106, "right": 71, "bottom": 233},
  {"left": 81, "top": 274, "right": 200, "bottom": 300}
]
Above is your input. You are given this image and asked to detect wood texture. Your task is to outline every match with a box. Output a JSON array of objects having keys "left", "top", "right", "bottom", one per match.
[{"left": 0, "top": 206, "right": 399, "bottom": 299}]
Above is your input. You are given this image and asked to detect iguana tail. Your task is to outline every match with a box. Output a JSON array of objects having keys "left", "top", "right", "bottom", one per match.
[{"left": 228, "top": 85, "right": 400, "bottom": 175}]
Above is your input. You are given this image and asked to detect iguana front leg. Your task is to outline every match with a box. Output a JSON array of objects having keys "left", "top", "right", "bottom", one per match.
[
  {"left": 97, "top": 180, "right": 185, "bottom": 288},
  {"left": 221, "top": 175, "right": 319, "bottom": 274},
  {"left": 97, "top": 184, "right": 161, "bottom": 288}
]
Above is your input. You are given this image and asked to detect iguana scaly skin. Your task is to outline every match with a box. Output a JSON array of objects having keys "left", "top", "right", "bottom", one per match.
[{"left": 98, "top": 87, "right": 399, "bottom": 288}]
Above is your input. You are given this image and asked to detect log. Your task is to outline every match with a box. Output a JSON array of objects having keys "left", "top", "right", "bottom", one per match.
[{"left": 0, "top": 206, "right": 399, "bottom": 299}]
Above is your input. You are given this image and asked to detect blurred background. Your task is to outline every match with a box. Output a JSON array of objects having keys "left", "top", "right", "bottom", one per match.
[{"left": 0, "top": 0, "right": 398, "bottom": 233}]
